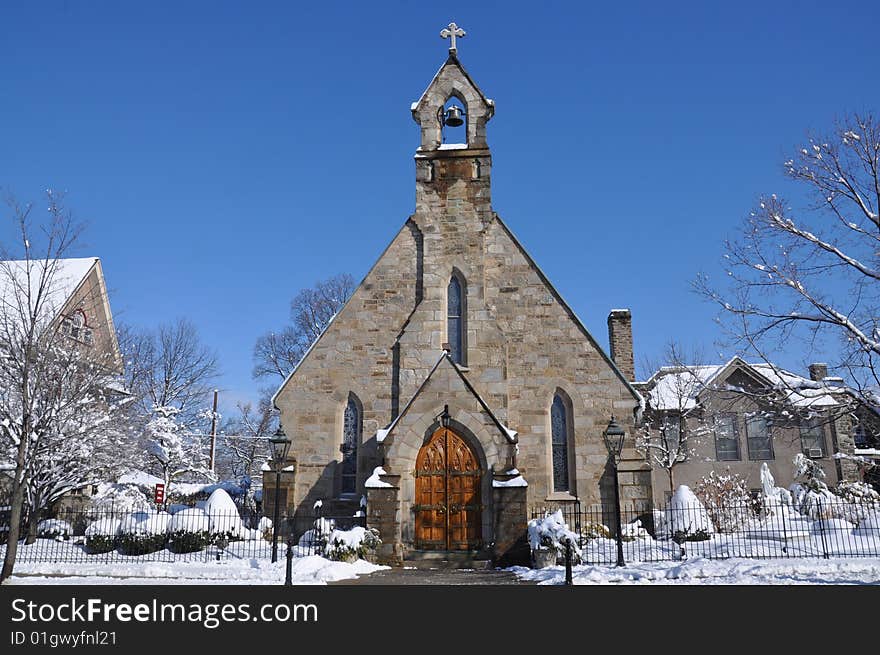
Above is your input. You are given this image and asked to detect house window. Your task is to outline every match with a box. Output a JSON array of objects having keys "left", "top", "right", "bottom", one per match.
[
  {"left": 551, "top": 392, "right": 572, "bottom": 493},
  {"left": 61, "top": 311, "right": 93, "bottom": 346},
  {"left": 341, "top": 394, "right": 361, "bottom": 495},
  {"left": 447, "top": 274, "right": 465, "bottom": 365},
  {"left": 661, "top": 414, "right": 682, "bottom": 456},
  {"left": 854, "top": 420, "right": 870, "bottom": 448},
  {"left": 800, "top": 418, "right": 827, "bottom": 458},
  {"left": 714, "top": 414, "right": 741, "bottom": 461},
  {"left": 746, "top": 415, "right": 774, "bottom": 460}
]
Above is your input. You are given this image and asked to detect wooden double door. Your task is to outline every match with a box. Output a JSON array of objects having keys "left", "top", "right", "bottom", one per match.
[{"left": 414, "top": 427, "right": 482, "bottom": 551}]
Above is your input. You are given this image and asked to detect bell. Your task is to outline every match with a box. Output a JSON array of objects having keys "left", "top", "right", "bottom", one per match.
[{"left": 443, "top": 105, "right": 464, "bottom": 127}]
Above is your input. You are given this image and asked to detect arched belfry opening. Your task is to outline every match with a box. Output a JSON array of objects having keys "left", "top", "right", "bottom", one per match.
[{"left": 440, "top": 94, "right": 467, "bottom": 145}]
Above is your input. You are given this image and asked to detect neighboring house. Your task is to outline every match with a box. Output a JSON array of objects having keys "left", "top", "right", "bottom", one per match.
[
  {"left": 0, "top": 257, "right": 123, "bottom": 509},
  {"left": 268, "top": 46, "right": 648, "bottom": 566},
  {"left": 637, "top": 357, "right": 871, "bottom": 504}
]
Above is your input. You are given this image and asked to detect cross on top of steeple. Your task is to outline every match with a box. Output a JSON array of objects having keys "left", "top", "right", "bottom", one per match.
[{"left": 440, "top": 22, "right": 466, "bottom": 53}]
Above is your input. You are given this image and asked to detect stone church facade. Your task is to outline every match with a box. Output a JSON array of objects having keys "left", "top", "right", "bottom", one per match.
[{"left": 269, "top": 47, "right": 651, "bottom": 565}]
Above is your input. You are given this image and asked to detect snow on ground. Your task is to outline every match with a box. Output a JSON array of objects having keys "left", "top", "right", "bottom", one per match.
[
  {"left": 6, "top": 555, "right": 387, "bottom": 586},
  {"left": 508, "top": 557, "right": 880, "bottom": 585}
]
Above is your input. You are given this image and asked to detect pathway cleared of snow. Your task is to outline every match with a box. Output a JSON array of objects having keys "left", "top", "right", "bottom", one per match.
[
  {"left": 5, "top": 556, "right": 388, "bottom": 586},
  {"left": 508, "top": 556, "right": 880, "bottom": 585}
]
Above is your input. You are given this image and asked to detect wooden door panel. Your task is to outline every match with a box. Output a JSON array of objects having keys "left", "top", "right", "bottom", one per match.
[{"left": 415, "top": 427, "right": 481, "bottom": 551}]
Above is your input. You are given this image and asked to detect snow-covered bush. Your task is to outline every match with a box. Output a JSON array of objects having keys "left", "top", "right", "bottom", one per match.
[
  {"left": 84, "top": 517, "right": 121, "bottom": 554},
  {"left": 204, "top": 488, "right": 245, "bottom": 540},
  {"left": 527, "top": 510, "right": 579, "bottom": 561},
  {"left": 666, "top": 485, "right": 715, "bottom": 541},
  {"left": 167, "top": 508, "right": 211, "bottom": 553},
  {"left": 694, "top": 471, "right": 753, "bottom": 533},
  {"left": 90, "top": 483, "right": 152, "bottom": 513},
  {"left": 832, "top": 481, "right": 880, "bottom": 523},
  {"left": 621, "top": 519, "right": 650, "bottom": 540},
  {"left": 321, "top": 526, "right": 381, "bottom": 562},
  {"left": 37, "top": 519, "right": 72, "bottom": 539},
  {"left": 297, "top": 517, "right": 336, "bottom": 549},
  {"left": 118, "top": 511, "right": 170, "bottom": 555}
]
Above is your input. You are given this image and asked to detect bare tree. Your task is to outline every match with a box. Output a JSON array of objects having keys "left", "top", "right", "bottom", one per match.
[
  {"left": 0, "top": 190, "right": 127, "bottom": 580},
  {"left": 638, "top": 342, "right": 713, "bottom": 495},
  {"left": 696, "top": 112, "right": 880, "bottom": 405},
  {"left": 253, "top": 273, "right": 355, "bottom": 381},
  {"left": 216, "top": 394, "right": 275, "bottom": 488},
  {"left": 120, "top": 318, "right": 219, "bottom": 425}
]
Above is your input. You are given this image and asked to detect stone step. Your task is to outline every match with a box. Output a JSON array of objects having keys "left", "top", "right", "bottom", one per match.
[{"left": 402, "top": 550, "right": 493, "bottom": 570}]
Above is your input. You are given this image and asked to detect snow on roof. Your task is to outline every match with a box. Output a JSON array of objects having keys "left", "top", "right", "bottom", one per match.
[
  {"left": 492, "top": 475, "right": 527, "bottom": 488},
  {"left": 438, "top": 143, "right": 468, "bottom": 150},
  {"left": 644, "top": 358, "right": 851, "bottom": 411},
  {"left": 0, "top": 257, "right": 97, "bottom": 323},
  {"left": 117, "top": 470, "right": 163, "bottom": 487}
]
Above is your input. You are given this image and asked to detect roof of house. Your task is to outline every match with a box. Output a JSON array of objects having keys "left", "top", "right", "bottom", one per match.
[
  {"left": 0, "top": 257, "right": 99, "bottom": 323},
  {"left": 639, "top": 356, "right": 854, "bottom": 413}
]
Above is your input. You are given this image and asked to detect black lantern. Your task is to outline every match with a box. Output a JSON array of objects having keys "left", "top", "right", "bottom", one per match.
[
  {"left": 602, "top": 416, "right": 626, "bottom": 460},
  {"left": 438, "top": 404, "right": 451, "bottom": 429},
  {"left": 269, "top": 425, "right": 291, "bottom": 470}
]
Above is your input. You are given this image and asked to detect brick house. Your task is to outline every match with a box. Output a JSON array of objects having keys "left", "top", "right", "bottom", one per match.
[
  {"left": 637, "top": 357, "right": 871, "bottom": 504},
  {"left": 267, "top": 47, "right": 651, "bottom": 565}
]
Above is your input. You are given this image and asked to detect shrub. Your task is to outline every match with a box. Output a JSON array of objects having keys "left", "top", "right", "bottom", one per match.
[
  {"left": 673, "top": 528, "right": 711, "bottom": 543},
  {"left": 84, "top": 518, "right": 121, "bottom": 554},
  {"left": 322, "top": 526, "right": 381, "bottom": 562},
  {"left": 694, "top": 471, "right": 753, "bottom": 533},
  {"left": 37, "top": 519, "right": 72, "bottom": 539},
  {"left": 166, "top": 508, "right": 211, "bottom": 554},
  {"left": 581, "top": 522, "right": 612, "bottom": 541},
  {"left": 118, "top": 533, "right": 167, "bottom": 555},
  {"left": 117, "top": 511, "right": 170, "bottom": 555}
]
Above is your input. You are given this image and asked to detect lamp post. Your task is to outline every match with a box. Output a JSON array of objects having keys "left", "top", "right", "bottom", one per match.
[
  {"left": 269, "top": 424, "right": 292, "bottom": 564},
  {"left": 602, "top": 416, "right": 626, "bottom": 567}
]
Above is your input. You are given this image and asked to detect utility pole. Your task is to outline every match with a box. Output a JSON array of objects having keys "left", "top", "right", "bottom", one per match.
[{"left": 209, "top": 389, "right": 219, "bottom": 472}]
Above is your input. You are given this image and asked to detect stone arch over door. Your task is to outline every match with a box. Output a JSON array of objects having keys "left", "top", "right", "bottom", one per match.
[{"left": 386, "top": 409, "right": 501, "bottom": 553}]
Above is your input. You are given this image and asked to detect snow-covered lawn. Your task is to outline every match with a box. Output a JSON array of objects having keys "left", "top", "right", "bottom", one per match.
[
  {"left": 5, "top": 555, "right": 387, "bottom": 585},
  {"left": 508, "top": 557, "right": 880, "bottom": 585}
]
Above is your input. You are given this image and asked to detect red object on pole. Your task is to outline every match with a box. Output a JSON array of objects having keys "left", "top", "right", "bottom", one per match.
[{"left": 154, "top": 483, "right": 165, "bottom": 506}]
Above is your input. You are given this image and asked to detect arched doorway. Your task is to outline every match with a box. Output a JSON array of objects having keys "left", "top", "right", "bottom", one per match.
[{"left": 414, "top": 426, "right": 482, "bottom": 550}]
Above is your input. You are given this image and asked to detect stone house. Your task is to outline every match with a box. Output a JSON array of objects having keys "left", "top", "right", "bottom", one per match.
[
  {"left": 637, "top": 357, "right": 870, "bottom": 504},
  {"left": 268, "top": 47, "right": 651, "bottom": 565}
]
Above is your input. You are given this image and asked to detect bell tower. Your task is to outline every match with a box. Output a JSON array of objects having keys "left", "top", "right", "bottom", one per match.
[{"left": 411, "top": 23, "right": 495, "bottom": 229}]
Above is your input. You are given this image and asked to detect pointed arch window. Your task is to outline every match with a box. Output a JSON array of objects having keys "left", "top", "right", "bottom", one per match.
[
  {"left": 341, "top": 394, "right": 361, "bottom": 495},
  {"left": 447, "top": 274, "right": 466, "bottom": 365},
  {"left": 551, "top": 393, "right": 572, "bottom": 493}
]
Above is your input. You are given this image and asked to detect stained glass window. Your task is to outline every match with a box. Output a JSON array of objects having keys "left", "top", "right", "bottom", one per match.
[
  {"left": 341, "top": 395, "right": 360, "bottom": 494},
  {"left": 551, "top": 394, "right": 570, "bottom": 492},
  {"left": 447, "top": 276, "right": 464, "bottom": 364}
]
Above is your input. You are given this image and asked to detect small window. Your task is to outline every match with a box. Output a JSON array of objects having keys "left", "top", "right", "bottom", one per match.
[
  {"left": 551, "top": 393, "right": 571, "bottom": 493},
  {"left": 447, "top": 274, "right": 466, "bottom": 365},
  {"left": 746, "top": 416, "right": 774, "bottom": 460},
  {"left": 800, "top": 418, "right": 827, "bottom": 458},
  {"left": 714, "top": 414, "right": 741, "bottom": 461},
  {"left": 341, "top": 395, "right": 361, "bottom": 495},
  {"left": 61, "top": 311, "right": 93, "bottom": 345}
]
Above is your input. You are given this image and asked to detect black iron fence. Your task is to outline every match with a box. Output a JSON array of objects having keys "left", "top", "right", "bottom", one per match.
[
  {"left": 0, "top": 503, "right": 366, "bottom": 565},
  {"left": 532, "top": 496, "right": 880, "bottom": 565}
]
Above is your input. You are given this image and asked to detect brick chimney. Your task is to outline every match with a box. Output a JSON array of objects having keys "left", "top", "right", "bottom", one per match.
[
  {"left": 607, "top": 309, "right": 635, "bottom": 382},
  {"left": 808, "top": 363, "right": 828, "bottom": 382}
]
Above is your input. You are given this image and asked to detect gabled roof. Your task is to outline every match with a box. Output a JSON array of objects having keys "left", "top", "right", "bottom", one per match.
[
  {"left": 640, "top": 356, "right": 853, "bottom": 413},
  {"left": 376, "top": 350, "right": 517, "bottom": 446},
  {"left": 410, "top": 52, "right": 495, "bottom": 120},
  {"left": 0, "top": 257, "right": 98, "bottom": 321}
]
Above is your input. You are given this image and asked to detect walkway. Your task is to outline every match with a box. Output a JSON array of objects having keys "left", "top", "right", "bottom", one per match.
[{"left": 329, "top": 567, "right": 535, "bottom": 585}]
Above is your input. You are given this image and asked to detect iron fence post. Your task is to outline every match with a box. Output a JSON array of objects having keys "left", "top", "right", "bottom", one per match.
[{"left": 564, "top": 539, "right": 573, "bottom": 586}]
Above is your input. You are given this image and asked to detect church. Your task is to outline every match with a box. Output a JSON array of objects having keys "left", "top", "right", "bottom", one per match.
[{"left": 268, "top": 25, "right": 652, "bottom": 565}]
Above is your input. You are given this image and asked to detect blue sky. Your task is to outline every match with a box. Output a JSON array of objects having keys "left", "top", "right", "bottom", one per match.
[{"left": 2, "top": 1, "right": 878, "bottom": 415}]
